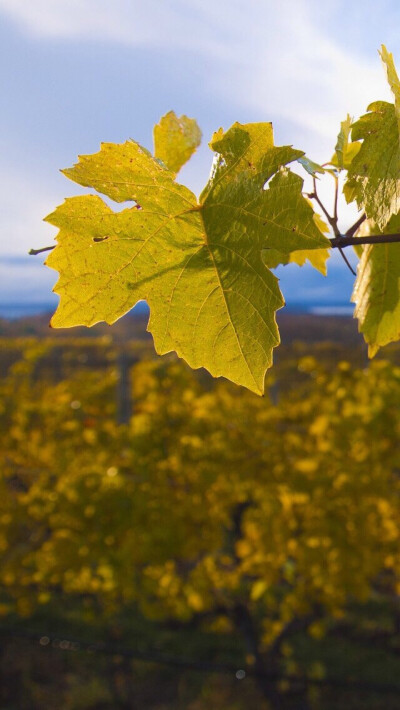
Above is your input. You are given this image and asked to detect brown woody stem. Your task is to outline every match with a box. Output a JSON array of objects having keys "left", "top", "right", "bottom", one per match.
[
  {"left": 337, "top": 246, "right": 356, "bottom": 275},
  {"left": 29, "top": 246, "right": 55, "bottom": 255},
  {"left": 330, "top": 233, "right": 400, "bottom": 248},
  {"left": 345, "top": 213, "right": 366, "bottom": 238}
]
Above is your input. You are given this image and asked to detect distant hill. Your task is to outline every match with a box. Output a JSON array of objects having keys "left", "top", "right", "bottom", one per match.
[{"left": 0, "top": 309, "right": 365, "bottom": 347}]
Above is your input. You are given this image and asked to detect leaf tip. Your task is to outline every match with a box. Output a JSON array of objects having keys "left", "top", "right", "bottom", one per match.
[{"left": 368, "top": 343, "right": 379, "bottom": 358}]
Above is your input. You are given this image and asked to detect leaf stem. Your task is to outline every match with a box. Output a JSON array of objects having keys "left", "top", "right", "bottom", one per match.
[
  {"left": 337, "top": 246, "right": 356, "bottom": 275},
  {"left": 311, "top": 176, "right": 341, "bottom": 237},
  {"left": 29, "top": 246, "right": 55, "bottom": 256},
  {"left": 333, "top": 173, "right": 339, "bottom": 225}
]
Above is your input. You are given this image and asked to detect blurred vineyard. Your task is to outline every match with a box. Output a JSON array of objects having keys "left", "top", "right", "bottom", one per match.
[{"left": 0, "top": 332, "right": 400, "bottom": 709}]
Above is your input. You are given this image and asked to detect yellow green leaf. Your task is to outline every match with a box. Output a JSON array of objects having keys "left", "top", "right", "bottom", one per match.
[
  {"left": 251, "top": 579, "right": 268, "bottom": 601},
  {"left": 352, "top": 213, "right": 400, "bottom": 356},
  {"left": 153, "top": 110, "right": 202, "bottom": 174},
  {"left": 46, "top": 121, "right": 329, "bottom": 394},
  {"left": 331, "top": 114, "right": 361, "bottom": 170},
  {"left": 345, "top": 47, "right": 400, "bottom": 229},
  {"left": 380, "top": 45, "right": 400, "bottom": 129}
]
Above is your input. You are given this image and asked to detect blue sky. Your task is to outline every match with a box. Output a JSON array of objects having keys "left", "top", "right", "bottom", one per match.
[{"left": 0, "top": 0, "right": 399, "bottom": 312}]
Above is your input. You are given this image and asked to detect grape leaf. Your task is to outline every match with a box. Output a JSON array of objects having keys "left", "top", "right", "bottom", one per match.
[
  {"left": 352, "top": 213, "right": 400, "bottom": 356},
  {"left": 345, "top": 46, "right": 400, "bottom": 229},
  {"left": 331, "top": 114, "right": 361, "bottom": 170},
  {"left": 46, "top": 120, "right": 329, "bottom": 394},
  {"left": 153, "top": 111, "right": 201, "bottom": 174}
]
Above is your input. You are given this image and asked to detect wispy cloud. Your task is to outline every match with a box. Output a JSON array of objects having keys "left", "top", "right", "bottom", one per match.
[
  {"left": 0, "top": 0, "right": 392, "bottom": 146},
  {"left": 196, "top": 2, "right": 390, "bottom": 147},
  {"left": 0, "top": 0, "right": 226, "bottom": 55},
  {"left": 0, "top": 0, "right": 395, "bottom": 291}
]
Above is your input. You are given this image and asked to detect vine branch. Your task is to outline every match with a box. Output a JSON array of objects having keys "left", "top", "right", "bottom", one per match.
[
  {"left": 310, "top": 176, "right": 340, "bottom": 237},
  {"left": 336, "top": 245, "right": 356, "bottom": 275},
  {"left": 345, "top": 213, "right": 366, "bottom": 238},
  {"left": 28, "top": 246, "right": 55, "bottom": 255},
  {"left": 330, "top": 233, "right": 400, "bottom": 248}
]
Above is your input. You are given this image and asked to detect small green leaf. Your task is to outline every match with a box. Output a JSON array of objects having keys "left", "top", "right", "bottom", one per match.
[
  {"left": 153, "top": 110, "right": 202, "bottom": 174},
  {"left": 331, "top": 141, "right": 361, "bottom": 171},
  {"left": 352, "top": 213, "right": 400, "bottom": 356},
  {"left": 380, "top": 45, "right": 400, "bottom": 128},
  {"left": 343, "top": 180, "right": 358, "bottom": 205},
  {"left": 334, "top": 114, "right": 352, "bottom": 168},
  {"left": 296, "top": 156, "right": 325, "bottom": 176},
  {"left": 331, "top": 114, "right": 361, "bottom": 170}
]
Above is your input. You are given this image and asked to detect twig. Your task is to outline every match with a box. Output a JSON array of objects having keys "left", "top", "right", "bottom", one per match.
[
  {"left": 345, "top": 213, "right": 366, "bottom": 238},
  {"left": 28, "top": 246, "right": 55, "bottom": 256},
  {"left": 337, "top": 246, "right": 356, "bottom": 275},
  {"left": 333, "top": 173, "right": 339, "bottom": 225},
  {"left": 311, "top": 175, "right": 341, "bottom": 239},
  {"left": 311, "top": 177, "right": 337, "bottom": 236}
]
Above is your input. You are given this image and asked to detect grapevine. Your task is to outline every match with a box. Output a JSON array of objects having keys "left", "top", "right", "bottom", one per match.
[{"left": 32, "top": 45, "right": 400, "bottom": 393}]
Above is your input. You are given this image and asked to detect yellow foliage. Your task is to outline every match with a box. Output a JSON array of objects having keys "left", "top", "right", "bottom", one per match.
[{"left": 0, "top": 341, "right": 399, "bottom": 652}]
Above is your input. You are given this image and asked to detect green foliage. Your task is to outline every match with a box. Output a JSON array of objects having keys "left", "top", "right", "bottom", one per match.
[
  {"left": 40, "top": 45, "right": 400, "bottom": 391},
  {"left": 1, "top": 339, "right": 400, "bottom": 706},
  {"left": 1, "top": 342, "right": 399, "bottom": 640}
]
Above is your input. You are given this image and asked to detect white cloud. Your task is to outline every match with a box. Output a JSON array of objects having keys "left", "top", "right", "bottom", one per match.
[
  {"left": 0, "top": 0, "right": 392, "bottom": 147},
  {"left": 0, "top": 0, "right": 227, "bottom": 56},
  {"left": 0, "top": 0, "right": 394, "bottom": 268},
  {"left": 196, "top": 1, "right": 390, "bottom": 149}
]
